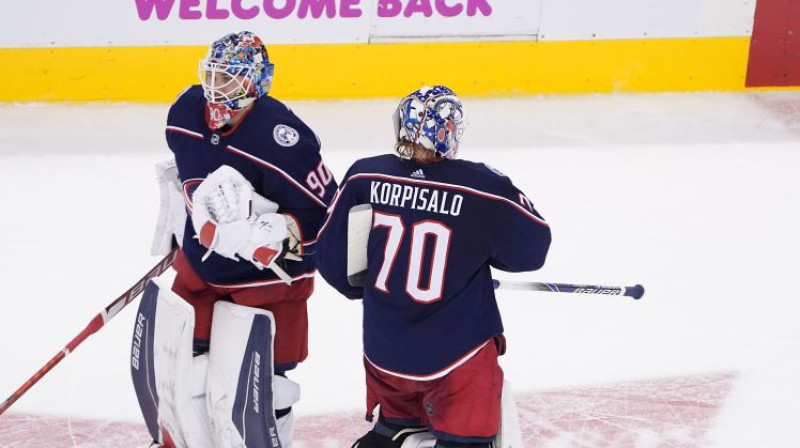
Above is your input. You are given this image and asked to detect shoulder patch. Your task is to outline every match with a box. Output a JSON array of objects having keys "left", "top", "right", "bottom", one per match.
[{"left": 273, "top": 124, "right": 299, "bottom": 147}]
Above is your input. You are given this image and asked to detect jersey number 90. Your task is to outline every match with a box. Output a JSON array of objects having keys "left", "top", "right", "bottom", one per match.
[{"left": 306, "top": 161, "right": 334, "bottom": 198}]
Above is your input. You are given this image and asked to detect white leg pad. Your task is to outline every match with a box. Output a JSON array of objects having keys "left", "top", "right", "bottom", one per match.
[
  {"left": 273, "top": 375, "right": 301, "bottom": 448},
  {"left": 276, "top": 411, "right": 295, "bottom": 448},
  {"left": 207, "top": 300, "right": 289, "bottom": 448},
  {"left": 131, "top": 277, "right": 214, "bottom": 448},
  {"left": 400, "top": 432, "right": 437, "bottom": 448},
  {"left": 273, "top": 375, "right": 301, "bottom": 410},
  {"left": 496, "top": 379, "right": 524, "bottom": 448}
]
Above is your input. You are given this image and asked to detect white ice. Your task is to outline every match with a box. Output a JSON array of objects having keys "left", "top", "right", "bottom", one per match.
[{"left": 0, "top": 91, "right": 798, "bottom": 447}]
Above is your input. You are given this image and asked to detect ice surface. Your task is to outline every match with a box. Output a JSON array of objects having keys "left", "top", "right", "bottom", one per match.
[{"left": 0, "top": 91, "right": 798, "bottom": 447}]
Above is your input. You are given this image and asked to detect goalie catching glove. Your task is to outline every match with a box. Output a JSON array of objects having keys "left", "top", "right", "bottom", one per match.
[
  {"left": 190, "top": 165, "right": 303, "bottom": 282},
  {"left": 238, "top": 213, "right": 303, "bottom": 269}
]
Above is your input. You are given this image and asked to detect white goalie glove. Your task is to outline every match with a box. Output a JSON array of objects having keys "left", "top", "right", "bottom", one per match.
[
  {"left": 191, "top": 165, "right": 254, "bottom": 261},
  {"left": 191, "top": 165, "right": 303, "bottom": 283},
  {"left": 238, "top": 213, "right": 303, "bottom": 270}
]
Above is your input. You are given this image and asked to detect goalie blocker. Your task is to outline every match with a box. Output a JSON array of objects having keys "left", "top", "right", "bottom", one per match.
[{"left": 131, "top": 278, "right": 299, "bottom": 448}]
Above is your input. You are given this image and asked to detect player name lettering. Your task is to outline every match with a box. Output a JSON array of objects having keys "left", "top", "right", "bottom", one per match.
[{"left": 370, "top": 181, "right": 463, "bottom": 216}]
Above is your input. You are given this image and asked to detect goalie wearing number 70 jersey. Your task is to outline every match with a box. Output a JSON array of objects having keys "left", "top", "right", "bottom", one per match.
[{"left": 316, "top": 86, "right": 551, "bottom": 448}]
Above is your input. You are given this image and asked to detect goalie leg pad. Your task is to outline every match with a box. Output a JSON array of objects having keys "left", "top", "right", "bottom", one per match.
[
  {"left": 274, "top": 375, "right": 301, "bottom": 448},
  {"left": 273, "top": 375, "right": 300, "bottom": 410},
  {"left": 131, "top": 280, "right": 162, "bottom": 443},
  {"left": 495, "top": 379, "right": 524, "bottom": 448},
  {"left": 276, "top": 410, "right": 295, "bottom": 448},
  {"left": 130, "top": 277, "right": 215, "bottom": 448},
  {"left": 207, "top": 301, "right": 291, "bottom": 448},
  {"left": 400, "top": 432, "right": 437, "bottom": 448},
  {"left": 351, "top": 420, "right": 434, "bottom": 448}
]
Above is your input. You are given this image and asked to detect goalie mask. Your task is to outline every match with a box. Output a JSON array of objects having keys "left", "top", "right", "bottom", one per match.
[
  {"left": 393, "top": 85, "right": 466, "bottom": 160},
  {"left": 199, "top": 31, "right": 275, "bottom": 130}
]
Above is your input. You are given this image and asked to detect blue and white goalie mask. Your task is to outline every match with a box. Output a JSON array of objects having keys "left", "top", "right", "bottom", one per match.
[
  {"left": 393, "top": 86, "right": 466, "bottom": 160},
  {"left": 199, "top": 31, "right": 275, "bottom": 129}
]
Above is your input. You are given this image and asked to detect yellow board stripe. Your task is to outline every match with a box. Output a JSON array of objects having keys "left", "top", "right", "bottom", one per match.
[{"left": 2, "top": 37, "right": 754, "bottom": 102}]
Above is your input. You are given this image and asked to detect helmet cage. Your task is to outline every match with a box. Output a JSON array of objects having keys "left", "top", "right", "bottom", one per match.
[{"left": 199, "top": 60, "right": 274, "bottom": 110}]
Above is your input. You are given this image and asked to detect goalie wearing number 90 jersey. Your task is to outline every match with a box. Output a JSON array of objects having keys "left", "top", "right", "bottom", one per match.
[{"left": 316, "top": 86, "right": 551, "bottom": 446}]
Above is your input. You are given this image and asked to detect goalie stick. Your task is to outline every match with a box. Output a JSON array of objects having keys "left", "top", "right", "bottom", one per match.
[
  {"left": 493, "top": 279, "right": 645, "bottom": 300},
  {"left": 347, "top": 204, "right": 645, "bottom": 300},
  {"left": 0, "top": 247, "right": 179, "bottom": 417}
]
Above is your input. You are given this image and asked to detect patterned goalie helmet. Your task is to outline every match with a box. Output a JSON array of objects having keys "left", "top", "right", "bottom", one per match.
[
  {"left": 199, "top": 31, "right": 275, "bottom": 129},
  {"left": 393, "top": 85, "right": 466, "bottom": 159}
]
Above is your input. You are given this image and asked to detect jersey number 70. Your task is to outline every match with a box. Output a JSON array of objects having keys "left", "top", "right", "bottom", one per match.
[{"left": 372, "top": 211, "right": 452, "bottom": 304}]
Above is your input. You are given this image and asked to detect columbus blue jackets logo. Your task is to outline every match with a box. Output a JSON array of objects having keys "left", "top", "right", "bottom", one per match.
[{"left": 273, "top": 124, "right": 299, "bottom": 147}]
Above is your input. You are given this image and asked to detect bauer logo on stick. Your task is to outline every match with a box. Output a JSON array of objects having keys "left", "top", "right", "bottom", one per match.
[{"left": 575, "top": 287, "right": 621, "bottom": 295}]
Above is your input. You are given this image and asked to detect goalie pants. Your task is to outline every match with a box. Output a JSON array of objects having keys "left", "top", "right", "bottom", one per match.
[
  {"left": 171, "top": 250, "right": 313, "bottom": 370},
  {"left": 364, "top": 342, "right": 502, "bottom": 444}
]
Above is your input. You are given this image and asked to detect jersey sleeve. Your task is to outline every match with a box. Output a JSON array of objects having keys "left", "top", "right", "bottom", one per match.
[
  {"left": 257, "top": 149, "right": 337, "bottom": 254},
  {"left": 315, "top": 167, "right": 364, "bottom": 299},
  {"left": 489, "top": 178, "right": 552, "bottom": 272},
  {"left": 249, "top": 109, "right": 339, "bottom": 251}
]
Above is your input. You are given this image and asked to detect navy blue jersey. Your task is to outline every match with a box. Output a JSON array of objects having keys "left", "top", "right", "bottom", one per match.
[
  {"left": 167, "top": 86, "right": 337, "bottom": 286},
  {"left": 316, "top": 154, "right": 551, "bottom": 377}
]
